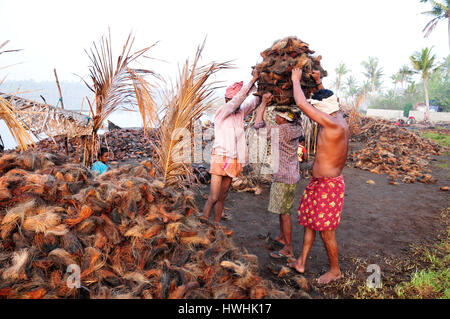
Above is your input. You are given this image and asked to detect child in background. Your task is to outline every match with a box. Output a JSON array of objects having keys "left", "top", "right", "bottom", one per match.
[{"left": 92, "top": 147, "right": 110, "bottom": 175}]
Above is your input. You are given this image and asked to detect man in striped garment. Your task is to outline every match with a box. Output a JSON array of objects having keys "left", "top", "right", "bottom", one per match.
[{"left": 253, "top": 95, "right": 303, "bottom": 259}]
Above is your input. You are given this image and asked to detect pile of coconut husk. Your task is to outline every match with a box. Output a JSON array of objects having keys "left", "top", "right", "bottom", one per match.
[
  {"left": 34, "top": 128, "right": 157, "bottom": 163},
  {"left": 0, "top": 151, "right": 292, "bottom": 299},
  {"left": 253, "top": 36, "right": 327, "bottom": 106},
  {"left": 348, "top": 115, "right": 444, "bottom": 184},
  {"left": 231, "top": 175, "right": 263, "bottom": 195}
]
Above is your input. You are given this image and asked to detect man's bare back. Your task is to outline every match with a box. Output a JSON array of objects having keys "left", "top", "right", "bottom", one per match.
[{"left": 313, "top": 112, "right": 349, "bottom": 178}]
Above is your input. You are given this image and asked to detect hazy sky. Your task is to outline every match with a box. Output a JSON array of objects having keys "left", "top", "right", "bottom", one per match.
[{"left": 1, "top": 0, "right": 448, "bottom": 90}]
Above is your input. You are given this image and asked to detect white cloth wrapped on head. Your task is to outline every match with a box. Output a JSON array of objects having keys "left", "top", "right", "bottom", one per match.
[
  {"left": 307, "top": 94, "right": 340, "bottom": 115},
  {"left": 276, "top": 111, "right": 295, "bottom": 122}
]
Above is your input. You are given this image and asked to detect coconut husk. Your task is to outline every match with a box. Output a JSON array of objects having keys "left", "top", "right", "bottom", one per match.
[
  {"left": 34, "top": 128, "right": 158, "bottom": 164},
  {"left": 254, "top": 36, "right": 327, "bottom": 107},
  {"left": 0, "top": 151, "right": 294, "bottom": 299},
  {"left": 347, "top": 114, "right": 445, "bottom": 184}
]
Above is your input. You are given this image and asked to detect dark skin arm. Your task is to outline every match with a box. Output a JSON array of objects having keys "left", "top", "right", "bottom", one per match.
[
  {"left": 291, "top": 68, "right": 338, "bottom": 128},
  {"left": 254, "top": 92, "right": 272, "bottom": 124}
]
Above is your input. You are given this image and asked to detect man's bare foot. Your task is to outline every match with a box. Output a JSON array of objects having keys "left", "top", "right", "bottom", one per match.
[
  {"left": 316, "top": 270, "right": 342, "bottom": 284},
  {"left": 287, "top": 260, "right": 305, "bottom": 274}
]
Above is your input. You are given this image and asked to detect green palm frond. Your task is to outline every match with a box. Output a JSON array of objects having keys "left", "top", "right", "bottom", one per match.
[
  {"left": 410, "top": 47, "right": 439, "bottom": 78},
  {"left": 420, "top": 0, "right": 450, "bottom": 41}
]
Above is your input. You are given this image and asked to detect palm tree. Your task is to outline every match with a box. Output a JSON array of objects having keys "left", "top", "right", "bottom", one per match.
[
  {"left": 154, "top": 41, "right": 231, "bottom": 187},
  {"left": 406, "top": 81, "right": 418, "bottom": 97},
  {"left": 344, "top": 76, "right": 359, "bottom": 106},
  {"left": 441, "top": 54, "right": 450, "bottom": 79},
  {"left": 361, "top": 57, "right": 384, "bottom": 95},
  {"left": 390, "top": 72, "right": 402, "bottom": 95},
  {"left": 398, "top": 65, "right": 414, "bottom": 90},
  {"left": 355, "top": 81, "right": 371, "bottom": 110},
  {"left": 410, "top": 47, "right": 440, "bottom": 121},
  {"left": 81, "top": 31, "right": 159, "bottom": 165},
  {"left": 334, "top": 62, "right": 349, "bottom": 97},
  {"left": 420, "top": 0, "right": 450, "bottom": 50}
]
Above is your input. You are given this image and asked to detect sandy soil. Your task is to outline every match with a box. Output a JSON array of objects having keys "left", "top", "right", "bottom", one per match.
[{"left": 194, "top": 152, "right": 449, "bottom": 297}]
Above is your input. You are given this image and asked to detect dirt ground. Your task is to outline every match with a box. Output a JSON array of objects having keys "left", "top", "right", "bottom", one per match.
[{"left": 194, "top": 150, "right": 450, "bottom": 298}]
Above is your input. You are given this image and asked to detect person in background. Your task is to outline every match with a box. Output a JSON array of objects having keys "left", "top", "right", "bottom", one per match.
[
  {"left": 253, "top": 95, "right": 303, "bottom": 259},
  {"left": 298, "top": 136, "right": 306, "bottom": 163},
  {"left": 288, "top": 67, "right": 349, "bottom": 284},
  {"left": 298, "top": 136, "right": 310, "bottom": 178},
  {"left": 92, "top": 147, "right": 110, "bottom": 175},
  {"left": 201, "top": 70, "right": 267, "bottom": 226}
]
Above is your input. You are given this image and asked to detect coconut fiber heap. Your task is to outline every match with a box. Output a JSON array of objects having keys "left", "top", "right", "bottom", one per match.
[
  {"left": 35, "top": 128, "right": 157, "bottom": 163},
  {"left": 254, "top": 36, "right": 327, "bottom": 106},
  {"left": 348, "top": 116, "right": 444, "bottom": 184},
  {"left": 0, "top": 151, "right": 290, "bottom": 299}
]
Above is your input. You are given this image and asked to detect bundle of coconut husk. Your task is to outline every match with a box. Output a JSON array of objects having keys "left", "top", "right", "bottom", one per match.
[
  {"left": 34, "top": 128, "right": 157, "bottom": 163},
  {"left": 253, "top": 36, "right": 327, "bottom": 107},
  {"left": 348, "top": 115, "right": 444, "bottom": 184},
  {"left": 0, "top": 151, "right": 292, "bottom": 299}
]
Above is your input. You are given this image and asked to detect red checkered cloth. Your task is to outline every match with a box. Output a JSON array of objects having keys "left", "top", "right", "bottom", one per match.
[{"left": 298, "top": 175, "right": 345, "bottom": 231}]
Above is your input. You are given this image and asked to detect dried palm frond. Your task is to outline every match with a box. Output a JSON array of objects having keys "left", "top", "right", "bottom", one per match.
[
  {"left": 0, "top": 95, "right": 35, "bottom": 151},
  {"left": 81, "top": 30, "right": 159, "bottom": 165},
  {"left": 154, "top": 41, "right": 232, "bottom": 187},
  {"left": 0, "top": 40, "right": 34, "bottom": 151},
  {"left": 0, "top": 40, "right": 22, "bottom": 55},
  {"left": 0, "top": 40, "right": 23, "bottom": 77}
]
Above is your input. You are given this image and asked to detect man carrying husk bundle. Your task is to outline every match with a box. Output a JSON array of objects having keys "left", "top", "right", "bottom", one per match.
[
  {"left": 288, "top": 68, "right": 349, "bottom": 285},
  {"left": 253, "top": 95, "right": 303, "bottom": 260},
  {"left": 201, "top": 70, "right": 271, "bottom": 226}
]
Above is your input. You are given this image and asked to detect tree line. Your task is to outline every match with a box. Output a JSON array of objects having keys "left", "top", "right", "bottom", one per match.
[{"left": 334, "top": 0, "right": 450, "bottom": 121}]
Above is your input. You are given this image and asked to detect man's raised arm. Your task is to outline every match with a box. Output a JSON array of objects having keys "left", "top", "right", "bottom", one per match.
[
  {"left": 253, "top": 92, "right": 272, "bottom": 126},
  {"left": 291, "top": 68, "right": 337, "bottom": 128}
]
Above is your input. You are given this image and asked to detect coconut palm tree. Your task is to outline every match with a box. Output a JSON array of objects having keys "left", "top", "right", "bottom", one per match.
[
  {"left": 334, "top": 62, "right": 349, "bottom": 97},
  {"left": 81, "top": 31, "right": 159, "bottom": 165},
  {"left": 398, "top": 65, "right": 414, "bottom": 90},
  {"left": 154, "top": 41, "right": 231, "bottom": 187},
  {"left": 420, "top": 0, "right": 450, "bottom": 50},
  {"left": 361, "top": 57, "right": 384, "bottom": 95},
  {"left": 406, "top": 81, "right": 418, "bottom": 97},
  {"left": 390, "top": 72, "right": 402, "bottom": 95},
  {"left": 410, "top": 47, "right": 440, "bottom": 121},
  {"left": 356, "top": 81, "right": 372, "bottom": 108},
  {"left": 344, "top": 76, "right": 359, "bottom": 106}
]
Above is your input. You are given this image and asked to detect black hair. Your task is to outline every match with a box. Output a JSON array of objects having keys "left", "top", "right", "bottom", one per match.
[
  {"left": 298, "top": 136, "right": 305, "bottom": 143},
  {"left": 311, "top": 89, "right": 334, "bottom": 101},
  {"left": 99, "top": 146, "right": 108, "bottom": 157}
]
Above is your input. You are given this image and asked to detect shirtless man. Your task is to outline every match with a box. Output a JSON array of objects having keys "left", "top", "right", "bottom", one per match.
[{"left": 288, "top": 67, "right": 349, "bottom": 284}]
